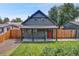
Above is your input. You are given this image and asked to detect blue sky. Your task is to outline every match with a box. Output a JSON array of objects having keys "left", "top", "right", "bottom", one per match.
[
  {"left": 0, "top": 3, "right": 78, "bottom": 21},
  {"left": 0, "top": 3, "right": 62, "bottom": 21}
]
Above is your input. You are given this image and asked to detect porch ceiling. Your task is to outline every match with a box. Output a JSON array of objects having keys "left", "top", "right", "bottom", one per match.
[{"left": 20, "top": 25, "right": 58, "bottom": 29}]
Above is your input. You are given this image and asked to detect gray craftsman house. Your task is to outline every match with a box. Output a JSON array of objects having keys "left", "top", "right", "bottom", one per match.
[{"left": 20, "top": 10, "right": 58, "bottom": 41}]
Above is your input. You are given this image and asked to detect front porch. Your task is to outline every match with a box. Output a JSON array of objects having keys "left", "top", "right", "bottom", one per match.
[{"left": 21, "top": 28, "right": 57, "bottom": 42}]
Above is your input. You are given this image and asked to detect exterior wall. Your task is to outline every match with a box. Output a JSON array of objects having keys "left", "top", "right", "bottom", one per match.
[{"left": 0, "top": 28, "right": 4, "bottom": 33}]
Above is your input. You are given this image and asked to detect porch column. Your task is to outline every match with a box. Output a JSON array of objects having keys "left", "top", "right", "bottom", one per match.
[
  {"left": 32, "top": 29, "right": 34, "bottom": 42},
  {"left": 44, "top": 29, "right": 46, "bottom": 42},
  {"left": 75, "top": 26, "right": 78, "bottom": 39},
  {"left": 56, "top": 29, "right": 58, "bottom": 41},
  {"left": 20, "top": 28, "right": 23, "bottom": 41},
  {"left": 45, "top": 29, "right": 47, "bottom": 40},
  {"left": 52, "top": 28, "right": 53, "bottom": 39}
]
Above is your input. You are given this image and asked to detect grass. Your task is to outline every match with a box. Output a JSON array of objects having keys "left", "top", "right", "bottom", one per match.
[{"left": 10, "top": 41, "right": 79, "bottom": 56}]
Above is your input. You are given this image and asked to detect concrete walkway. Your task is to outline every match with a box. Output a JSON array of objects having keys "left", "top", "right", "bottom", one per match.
[{"left": 0, "top": 39, "right": 20, "bottom": 56}]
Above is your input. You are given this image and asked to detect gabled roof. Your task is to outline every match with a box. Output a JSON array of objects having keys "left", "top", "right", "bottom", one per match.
[
  {"left": 64, "top": 21, "right": 79, "bottom": 29},
  {"left": 22, "top": 10, "right": 56, "bottom": 25}
]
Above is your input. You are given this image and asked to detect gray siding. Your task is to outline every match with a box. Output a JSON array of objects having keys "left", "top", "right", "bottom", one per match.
[
  {"left": 32, "top": 12, "right": 46, "bottom": 17},
  {"left": 23, "top": 18, "right": 54, "bottom": 26}
]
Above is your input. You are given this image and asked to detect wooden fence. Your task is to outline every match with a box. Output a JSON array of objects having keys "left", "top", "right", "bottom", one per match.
[
  {"left": 10, "top": 29, "right": 21, "bottom": 39},
  {"left": 0, "top": 29, "right": 21, "bottom": 43},
  {"left": 57, "top": 29, "right": 76, "bottom": 39},
  {"left": 0, "top": 30, "right": 10, "bottom": 42}
]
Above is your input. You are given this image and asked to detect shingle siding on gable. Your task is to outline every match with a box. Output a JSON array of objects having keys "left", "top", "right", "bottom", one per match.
[
  {"left": 22, "top": 10, "right": 56, "bottom": 26},
  {"left": 32, "top": 12, "right": 46, "bottom": 17},
  {"left": 23, "top": 17, "right": 54, "bottom": 26}
]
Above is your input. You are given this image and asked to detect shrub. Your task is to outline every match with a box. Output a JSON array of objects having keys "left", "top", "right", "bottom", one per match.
[
  {"left": 40, "top": 45, "right": 79, "bottom": 56},
  {"left": 40, "top": 47, "right": 64, "bottom": 56}
]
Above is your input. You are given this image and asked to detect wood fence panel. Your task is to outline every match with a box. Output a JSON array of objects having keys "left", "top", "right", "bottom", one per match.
[
  {"left": 57, "top": 29, "right": 76, "bottom": 39},
  {"left": 10, "top": 29, "right": 21, "bottom": 39},
  {"left": 0, "top": 30, "right": 10, "bottom": 43}
]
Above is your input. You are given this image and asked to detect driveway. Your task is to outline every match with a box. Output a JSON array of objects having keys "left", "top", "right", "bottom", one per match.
[{"left": 0, "top": 39, "right": 21, "bottom": 56}]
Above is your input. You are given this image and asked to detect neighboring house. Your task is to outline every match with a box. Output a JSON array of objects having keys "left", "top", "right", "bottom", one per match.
[
  {"left": 0, "top": 24, "right": 11, "bottom": 34},
  {"left": 20, "top": 10, "right": 58, "bottom": 41},
  {"left": 8, "top": 22, "right": 21, "bottom": 29},
  {"left": 0, "top": 23, "right": 21, "bottom": 34},
  {"left": 64, "top": 21, "right": 79, "bottom": 38}
]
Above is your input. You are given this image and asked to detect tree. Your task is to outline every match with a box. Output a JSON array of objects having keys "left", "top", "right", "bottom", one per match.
[
  {"left": 11, "top": 19, "right": 16, "bottom": 22},
  {"left": 49, "top": 6, "right": 58, "bottom": 24},
  {"left": 11, "top": 18, "right": 22, "bottom": 22},
  {"left": 4, "top": 17, "right": 9, "bottom": 23},
  {"left": 49, "top": 3, "right": 79, "bottom": 27},
  {"left": 15, "top": 18, "right": 22, "bottom": 22}
]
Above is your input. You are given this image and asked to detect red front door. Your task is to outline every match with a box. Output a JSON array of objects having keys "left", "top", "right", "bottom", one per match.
[{"left": 47, "top": 31, "right": 52, "bottom": 39}]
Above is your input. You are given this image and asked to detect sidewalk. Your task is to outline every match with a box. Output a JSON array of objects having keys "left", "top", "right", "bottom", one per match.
[{"left": 0, "top": 39, "right": 20, "bottom": 56}]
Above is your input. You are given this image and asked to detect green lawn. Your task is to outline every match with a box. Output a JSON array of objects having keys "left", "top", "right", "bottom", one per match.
[{"left": 11, "top": 41, "right": 79, "bottom": 56}]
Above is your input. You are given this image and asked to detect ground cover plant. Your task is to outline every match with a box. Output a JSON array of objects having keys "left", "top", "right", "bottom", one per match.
[{"left": 11, "top": 41, "right": 79, "bottom": 56}]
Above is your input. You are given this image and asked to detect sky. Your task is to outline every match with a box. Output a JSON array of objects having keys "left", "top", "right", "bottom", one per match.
[
  {"left": 0, "top": 3, "right": 78, "bottom": 21},
  {"left": 0, "top": 3, "right": 62, "bottom": 21}
]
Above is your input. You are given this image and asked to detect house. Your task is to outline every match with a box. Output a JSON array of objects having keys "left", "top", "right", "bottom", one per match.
[
  {"left": 0, "top": 22, "right": 21, "bottom": 34},
  {"left": 20, "top": 10, "right": 58, "bottom": 41},
  {"left": 0, "top": 24, "right": 11, "bottom": 34},
  {"left": 64, "top": 21, "right": 79, "bottom": 38},
  {"left": 8, "top": 22, "right": 21, "bottom": 29}
]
